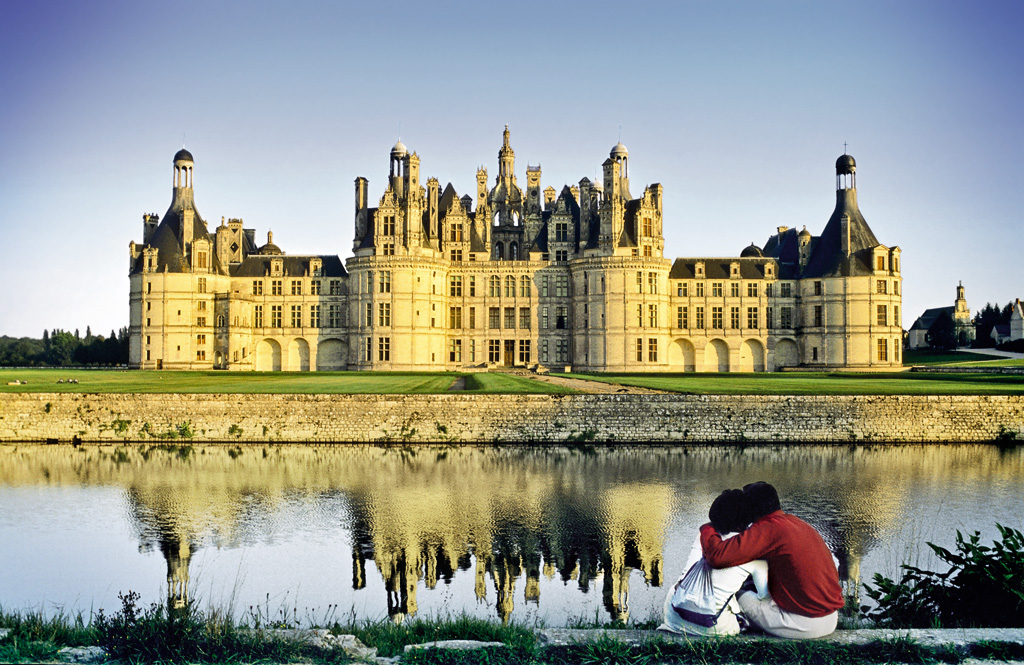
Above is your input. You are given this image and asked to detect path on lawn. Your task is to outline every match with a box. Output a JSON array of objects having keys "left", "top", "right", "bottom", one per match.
[
  {"left": 523, "top": 372, "right": 669, "bottom": 394},
  {"left": 957, "top": 348, "right": 1024, "bottom": 359}
]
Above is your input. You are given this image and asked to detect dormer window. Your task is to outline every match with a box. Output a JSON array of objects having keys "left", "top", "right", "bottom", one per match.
[
  {"left": 310, "top": 258, "right": 322, "bottom": 276},
  {"left": 271, "top": 259, "right": 283, "bottom": 276}
]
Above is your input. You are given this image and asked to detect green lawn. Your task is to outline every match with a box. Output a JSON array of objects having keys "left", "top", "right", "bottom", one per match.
[
  {"left": 0, "top": 369, "right": 461, "bottom": 394},
  {"left": 556, "top": 371, "right": 1024, "bottom": 395},
  {"left": 0, "top": 368, "right": 577, "bottom": 395},
  {"left": 463, "top": 372, "right": 575, "bottom": 394},
  {"left": 901, "top": 349, "right": 997, "bottom": 365}
]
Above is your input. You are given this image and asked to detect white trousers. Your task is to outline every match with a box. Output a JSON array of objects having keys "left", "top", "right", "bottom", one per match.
[{"left": 737, "top": 592, "right": 838, "bottom": 639}]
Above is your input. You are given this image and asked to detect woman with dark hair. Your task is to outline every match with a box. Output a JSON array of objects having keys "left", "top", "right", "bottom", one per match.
[{"left": 659, "top": 489, "right": 768, "bottom": 636}]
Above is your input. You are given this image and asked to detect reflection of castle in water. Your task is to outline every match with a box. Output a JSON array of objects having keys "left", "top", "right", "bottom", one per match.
[{"left": 3, "top": 443, "right": 1021, "bottom": 621}]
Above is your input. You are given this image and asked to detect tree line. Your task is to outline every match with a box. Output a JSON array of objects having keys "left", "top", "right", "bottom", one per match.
[
  {"left": 925, "top": 301, "right": 1019, "bottom": 351},
  {"left": 0, "top": 327, "right": 129, "bottom": 367}
]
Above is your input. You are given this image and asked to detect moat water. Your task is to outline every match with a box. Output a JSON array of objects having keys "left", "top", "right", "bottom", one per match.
[{"left": 1, "top": 443, "right": 1021, "bottom": 626}]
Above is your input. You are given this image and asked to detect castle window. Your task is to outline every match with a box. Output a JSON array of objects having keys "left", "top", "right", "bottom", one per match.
[
  {"left": 291, "top": 280, "right": 302, "bottom": 296},
  {"left": 696, "top": 306, "right": 705, "bottom": 329},
  {"left": 272, "top": 280, "right": 282, "bottom": 296},
  {"left": 449, "top": 306, "right": 462, "bottom": 329},
  {"left": 450, "top": 275, "right": 463, "bottom": 297},
  {"left": 489, "top": 307, "right": 500, "bottom": 329},
  {"left": 378, "top": 302, "right": 390, "bottom": 327},
  {"left": 556, "top": 306, "right": 568, "bottom": 329},
  {"left": 310, "top": 280, "right": 321, "bottom": 295},
  {"left": 450, "top": 249, "right": 463, "bottom": 262},
  {"left": 291, "top": 305, "right": 302, "bottom": 328},
  {"left": 197, "top": 252, "right": 207, "bottom": 269},
  {"left": 813, "top": 347, "right": 819, "bottom": 362},
  {"left": 894, "top": 341, "right": 900, "bottom": 362},
  {"left": 712, "top": 282, "right": 723, "bottom": 298},
  {"left": 196, "top": 316, "right": 207, "bottom": 327},
  {"left": 556, "top": 339, "right": 569, "bottom": 363},
  {"left": 520, "top": 275, "right": 531, "bottom": 297},
  {"left": 814, "top": 281, "right": 823, "bottom": 296},
  {"left": 877, "top": 338, "right": 888, "bottom": 361},
  {"left": 643, "top": 245, "right": 653, "bottom": 257},
  {"left": 637, "top": 304, "right": 644, "bottom": 327},
  {"left": 766, "top": 307, "right": 773, "bottom": 329},
  {"left": 254, "top": 305, "right": 264, "bottom": 328},
  {"left": 488, "top": 340, "right": 501, "bottom": 363},
  {"left": 555, "top": 249, "right": 568, "bottom": 262},
  {"left": 364, "top": 302, "right": 372, "bottom": 327},
  {"left": 780, "top": 306, "right": 792, "bottom": 328},
  {"left": 747, "top": 307, "right": 759, "bottom": 329},
  {"left": 449, "top": 339, "right": 462, "bottom": 362},
  {"left": 197, "top": 277, "right": 207, "bottom": 294},
  {"left": 330, "top": 280, "right": 342, "bottom": 295},
  {"left": 328, "top": 305, "right": 340, "bottom": 328},
  {"left": 518, "top": 340, "right": 531, "bottom": 364},
  {"left": 677, "top": 306, "right": 688, "bottom": 329},
  {"left": 469, "top": 307, "right": 476, "bottom": 329},
  {"left": 271, "top": 305, "right": 282, "bottom": 328},
  {"left": 520, "top": 307, "right": 530, "bottom": 329},
  {"left": 781, "top": 282, "right": 792, "bottom": 298},
  {"left": 505, "top": 275, "right": 515, "bottom": 298},
  {"left": 310, "top": 305, "right": 320, "bottom": 328},
  {"left": 198, "top": 301, "right": 207, "bottom": 311},
  {"left": 490, "top": 275, "right": 500, "bottom": 297},
  {"left": 382, "top": 243, "right": 395, "bottom": 256},
  {"left": 766, "top": 283, "right": 774, "bottom": 297},
  {"left": 876, "top": 279, "right": 887, "bottom": 294},
  {"left": 635, "top": 338, "right": 644, "bottom": 362},
  {"left": 540, "top": 339, "right": 549, "bottom": 363},
  {"left": 747, "top": 283, "right": 758, "bottom": 297},
  {"left": 730, "top": 282, "right": 740, "bottom": 298},
  {"left": 648, "top": 304, "right": 658, "bottom": 328},
  {"left": 894, "top": 281, "right": 900, "bottom": 295},
  {"left": 555, "top": 220, "right": 569, "bottom": 242},
  {"left": 146, "top": 281, "right": 152, "bottom": 294},
  {"left": 469, "top": 339, "right": 476, "bottom": 362},
  {"left": 642, "top": 216, "right": 653, "bottom": 237},
  {"left": 649, "top": 272, "right": 658, "bottom": 294},
  {"left": 678, "top": 282, "right": 687, "bottom": 297},
  {"left": 877, "top": 255, "right": 886, "bottom": 271},
  {"left": 894, "top": 306, "right": 899, "bottom": 325},
  {"left": 450, "top": 223, "right": 463, "bottom": 242},
  {"left": 636, "top": 272, "right": 643, "bottom": 293},
  {"left": 378, "top": 337, "right": 390, "bottom": 361},
  {"left": 814, "top": 305, "right": 823, "bottom": 327},
  {"left": 504, "top": 307, "right": 515, "bottom": 329},
  {"left": 648, "top": 338, "right": 658, "bottom": 362},
  {"left": 730, "top": 306, "right": 740, "bottom": 329},
  {"left": 541, "top": 307, "right": 549, "bottom": 329},
  {"left": 382, "top": 215, "right": 396, "bottom": 235},
  {"left": 877, "top": 305, "right": 887, "bottom": 326},
  {"left": 364, "top": 338, "right": 371, "bottom": 362},
  {"left": 469, "top": 275, "right": 476, "bottom": 296},
  {"left": 695, "top": 282, "right": 704, "bottom": 297},
  {"left": 712, "top": 307, "right": 723, "bottom": 329},
  {"left": 556, "top": 276, "right": 568, "bottom": 297}
]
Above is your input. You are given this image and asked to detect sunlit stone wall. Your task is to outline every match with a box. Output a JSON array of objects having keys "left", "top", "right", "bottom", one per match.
[{"left": 1, "top": 393, "right": 1022, "bottom": 443}]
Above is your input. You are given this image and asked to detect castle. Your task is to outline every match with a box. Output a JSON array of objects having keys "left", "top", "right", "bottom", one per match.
[{"left": 128, "top": 128, "right": 903, "bottom": 372}]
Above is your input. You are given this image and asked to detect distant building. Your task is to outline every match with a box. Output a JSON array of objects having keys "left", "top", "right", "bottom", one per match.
[
  {"left": 990, "top": 299, "right": 1024, "bottom": 345},
  {"left": 128, "top": 130, "right": 903, "bottom": 371},
  {"left": 907, "top": 282, "right": 975, "bottom": 349}
]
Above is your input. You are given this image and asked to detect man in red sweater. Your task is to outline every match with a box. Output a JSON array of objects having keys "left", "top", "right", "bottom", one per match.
[{"left": 699, "top": 482, "right": 843, "bottom": 638}]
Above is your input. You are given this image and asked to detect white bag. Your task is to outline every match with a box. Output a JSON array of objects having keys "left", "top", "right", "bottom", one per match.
[{"left": 669, "top": 557, "right": 729, "bottom": 628}]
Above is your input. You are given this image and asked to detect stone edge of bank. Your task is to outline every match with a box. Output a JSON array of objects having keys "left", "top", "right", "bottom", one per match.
[{"left": 2, "top": 393, "right": 1023, "bottom": 443}]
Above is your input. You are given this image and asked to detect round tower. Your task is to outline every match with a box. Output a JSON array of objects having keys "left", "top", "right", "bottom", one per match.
[
  {"left": 173, "top": 148, "right": 194, "bottom": 190},
  {"left": 836, "top": 153, "right": 856, "bottom": 191}
]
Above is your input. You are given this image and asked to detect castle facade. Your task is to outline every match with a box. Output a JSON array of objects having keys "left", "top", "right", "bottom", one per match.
[{"left": 128, "top": 129, "right": 903, "bottom": 372}]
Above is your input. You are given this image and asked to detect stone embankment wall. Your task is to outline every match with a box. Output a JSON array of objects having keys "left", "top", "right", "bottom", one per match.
[{"left": 1, "top": 393, "right": 1022, "bottom": 443}]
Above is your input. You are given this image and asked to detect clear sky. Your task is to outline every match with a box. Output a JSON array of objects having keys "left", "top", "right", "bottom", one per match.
[{"left": 1, "top": 0, "right": 1022, "bottom": 339}]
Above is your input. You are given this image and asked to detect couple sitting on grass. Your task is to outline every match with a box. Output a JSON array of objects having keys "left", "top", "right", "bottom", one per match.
[{"left": 660, "top": 481, "right": 843, "bottom": 639}]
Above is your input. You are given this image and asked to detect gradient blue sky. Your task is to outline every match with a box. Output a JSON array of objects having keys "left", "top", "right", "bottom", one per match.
[{"left": 2, "top": 0, "right": 1022, "bottom": 339}]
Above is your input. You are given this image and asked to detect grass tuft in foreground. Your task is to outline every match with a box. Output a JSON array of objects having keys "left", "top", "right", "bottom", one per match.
[{"left": 341, "top": 613, "right": 536, "bottom": 658}]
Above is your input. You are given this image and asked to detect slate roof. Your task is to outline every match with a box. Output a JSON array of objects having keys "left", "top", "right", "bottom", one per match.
[
  {"left": 131, "top": 190, "right": 224, "bottom": 275},
  {"left": 909, "top": 306, "right": 954, "bottom": 331},
  {"left": 668, "top": 258, "right": 773, "bottom": 281},
  {"left": 231, "top": 255, "right": 346, "bottom": 278},
  {"left": 802, "top": 189, "right": 881, "bottom": 278}
]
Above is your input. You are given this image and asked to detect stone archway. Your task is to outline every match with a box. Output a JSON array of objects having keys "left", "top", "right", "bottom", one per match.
[
  {"left": 738, "top": 339, "right": 766, "bottom": 372},
  {"left": 668, "top": 338, "right": 696, "bottom": 372},
  {"left": 256, "top": 338, "right": 282, "bottom": 371},
  {"left": 316, "top": 338, "right": 348, "bottom": 370},
  {"left": 774, "top": 338, "right": 799, "bottom": 369},
  {"left": 703, "top": 339, "right": 730, "bottom": 372},
  {"left": 288, "top": 338, "right": 310, "bottom": 372}
]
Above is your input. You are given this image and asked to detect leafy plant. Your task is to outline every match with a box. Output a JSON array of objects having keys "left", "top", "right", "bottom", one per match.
[{"left": 863, "top": 524, "right": 1024, "bottom": 627}]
